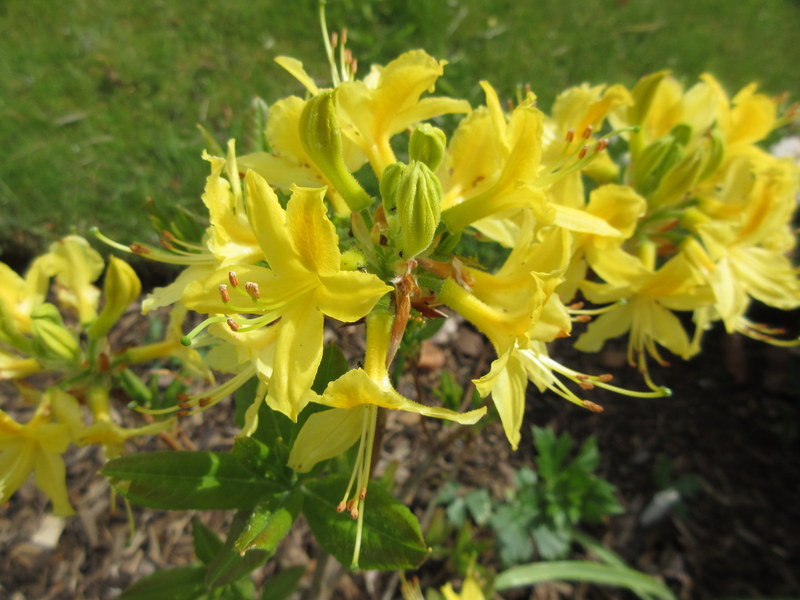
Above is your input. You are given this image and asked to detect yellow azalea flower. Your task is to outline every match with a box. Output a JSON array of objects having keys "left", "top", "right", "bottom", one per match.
[
  {"left": 575, "top": 251, "right": 714, "bottom": 387},
  {"left": 0, "top": 254, "right": 51, "bottom": 336},
  {"left": 0, "top": 389, "right": 74, "bottom": 515},
  {"left": 182, "top": 172, "right": 391, "bottom": 421},
  {"left": 140, "top": 140, "right": 263, "bottom": 313},
  {"left": 288, "top": 309, "right": 484, "bottom": 568},
  {"left": 337, "top": 50, "right": 471, "bottom": 177},
  {"left": 47, "top": 235, "right": 104, "bottom": 325},
  {"left": 439, "top": 82, "right": 621, "bottom": 246}
]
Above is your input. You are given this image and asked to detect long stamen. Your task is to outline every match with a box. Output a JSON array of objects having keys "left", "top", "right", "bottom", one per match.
[{"left": 319, "top": 0, "right": 341, "bottom": 87}]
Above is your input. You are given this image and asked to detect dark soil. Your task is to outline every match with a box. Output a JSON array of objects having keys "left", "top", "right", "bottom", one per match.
[{"left": 1, "top": 308, "right": 798, "bottom": 599}]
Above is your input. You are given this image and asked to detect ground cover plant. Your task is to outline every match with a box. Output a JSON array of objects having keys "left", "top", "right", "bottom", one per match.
[{"left": 1, "top": 1, "right": 799, "bottom": 598}]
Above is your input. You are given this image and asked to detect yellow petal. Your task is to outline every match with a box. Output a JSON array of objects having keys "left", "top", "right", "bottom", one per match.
[
  {"left": 288, "top": 406, "right": 366, "bottom": 473},
  {"left": 285, "top": 186, "right": 340, "bottom": 275},
  {"left": 474, "top": 349, "right": 526, "bottom": 450},
  {"left": 274, "top": 56, "right": 319, "bottom": 95}
]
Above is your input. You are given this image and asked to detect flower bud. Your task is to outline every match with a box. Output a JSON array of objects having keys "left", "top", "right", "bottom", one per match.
[
  {"left": 380, "top": 160, "right": 442, "bottom": 258},
  {"left": 409, "top": 124, "right": 447, "bottom": 170},
  {"left": 299, "top": 90, "right": 372, "bottom": 211},
  {"left": 30, "top": 304, "right": 81, "bottom": 364},
  {"left": 650, "top": 149, "right": 704, "bottom": 210},
  {"left": 87, "top": 256, "right": 142, "bottom": 339}
]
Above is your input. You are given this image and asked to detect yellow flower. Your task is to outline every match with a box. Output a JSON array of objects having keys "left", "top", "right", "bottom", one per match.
[
  {"left": 183, "top": 172, "right": 391, "bottom": 421},
  {"left": 0, "top": 389, "right": 74, "bottom": 515},
  {"left": 48, "top": 235, "right": 104, "bottom": 325},
  {"left": 0, "top": 254, "right": 51, "bottom": 336}
]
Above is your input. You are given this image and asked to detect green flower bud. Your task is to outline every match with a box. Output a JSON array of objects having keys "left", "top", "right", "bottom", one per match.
[
  {"left": 698, "top": 125, "right": 726, "bottom": 182},
  {"left": 380, "top": 160, "right": 442, "bottom": 258},
  {"left": 299, "top": 90, "right": 372, "bottom": 211},
  {"left": 30, "top": 304, "right": 80, "bottom": 364},
  {"left": 87, "top": 256, "right": 142, "bottom": 339},
  {"left": 650, "top": 149, "right": 705, "bottom": 210},
  {"left": 409, "top": 124, "right": 447, "bottom": 170},
  {"left": 633, "top": 124, "right": 690, "bottom": 195}
]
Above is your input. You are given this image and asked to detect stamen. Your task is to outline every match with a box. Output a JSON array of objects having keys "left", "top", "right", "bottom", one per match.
[
  {"left": 130, "top": 243, "right": 150, "bottom": 255},
  {"left": 582, "top": 400, "right": 604, "bottom": 412},
  {"left": 330, "top": 31, "right": 338, "bottom": 48},
  {"left": 227, "top": 317, "right": 240, "bottom": 332},
  {"left": 582, "top": 125, "right": 593, "bottom": 139},
  {"left": 578, "top": 145, "right": 589, "bottom": 159},
  {"left": 350, "top": 507, "right": 359, "bottom": 520},
  {"left": 565, "top": 128, "right": 575, "bottom": 143},
  {"left": 180, "top": 316, "right": 229, "bottom": 346},
  {"left": 219, "top": 284, "right": 231, "bottom": 303},
  {"left": 228, "top": 271, "right": 240, "bottom": 287},
  {"left": 245, "top": 281, "right": 260, "bottom": 300},
  {"left": 336, "top": 501, "right": 346, "bottom": 513},
  {"left": 594, "top": 139, "right": 609, "bottom": 153}
]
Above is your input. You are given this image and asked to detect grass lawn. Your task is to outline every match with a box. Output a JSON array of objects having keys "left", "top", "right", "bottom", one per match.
[{"left": 1, "top": 0, "right": 799, "bottom": 255}]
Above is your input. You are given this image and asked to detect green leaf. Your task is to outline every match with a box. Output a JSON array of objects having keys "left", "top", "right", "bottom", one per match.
[
  {"left": 302, "top": 476, "right": 429, "bottom": 570},
  {"left": 234, "top": 489, "right": 304, "bottom": 555},
  {"left": 119, "top": 566, "right": 208, "bottom": 600},
  {"left": 260, "top": 567, "right": 306, "bottom": 600},
  {"left": 494, "top": 561, "right": 676, "bottom": 600},
  {"left": 192, "top": 517, "right": 224, "bottom": 565},
  {"left": 231, "top": 436, "right": 272, "bottom": 477},
  {"left": 205, "top": 511, "right": 271, "bottom": 589},
  {"left": 102, "top": 451, "right": 281, "bottom": 510}
]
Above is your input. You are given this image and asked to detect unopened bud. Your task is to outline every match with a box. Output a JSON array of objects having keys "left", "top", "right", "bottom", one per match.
[
  {"left": 409, "top": 124, "right": 447, "bottom": 170},
  {"left": 380, "top": 160, "right": 442, "bottom": 258},
  {"left": 30, "top": 304, "right": 81, "bottom": 363},
  {"left": 87, "top": 256, "right": 141, "bottom": 339},
  {"left": 299, "top": 90, "right": 372, "bottom": 211}
]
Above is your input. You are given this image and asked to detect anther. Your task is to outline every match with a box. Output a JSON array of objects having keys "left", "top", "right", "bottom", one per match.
[
  {"left": 98, "top": 353, "right": 109, "bottom": 372},
  {"left": 359, "top": 487, "right": 367, "bottom": 500},
  {"left": 198, "top": 397, "right": 211, "bottom": 408},
  {"left": 341, "top": 28, "right": 347, "bottom": 45},
  {"left": 161, "top": 230, "right": 176, "bottom": 241},
  {"left": 228, "top": 271, "right": 239, "bottom": 287},
  {"left": 227, "top": 317, "right": 240, "bottom": 332},
  {"left": 576, "top": 315, "right": 592, "bottom": 323},
  {"left": 582, "top": 400, "right": 604, "bottom": 412},
  {"left": 345, "top": 498, "right": 356, "bottom": 512},
  {"left": 565, "top": 128, "right": 575, "bottom": 143},
  {"left": 336, "top": 501, "right": 346, "bottom": 513},
  {"left": 579, "top": 381, "right": 595, "bottom": 390},
  {"left": 178, "top": 400, "right": 191, "bottom": 409},
  {"left": 576, "top": 374, "right": 590, "bottom": 381},
  {"left": 331, "top": 31, "right": 338, "bottom": 48},
  {"left": 219, "top": 284, "right": 230, "bottom": 303},
  {"left": 578, "top": 145, "right": 589, "bottom": 159},
  {"left": 598, "top": 374, "right": 614, "bottom": 382},
  {"left": 245, "top": 281, "right": 260, "bottom": 300},
  {"left": 350, "top": 508, "right": 359, "bottom": 520},
  {"left": 582, "top": 125, "right": 593, "bottom": 139},
  {"left": 594, "top": 139, "right": 609, "bottom": 153},
  {"left": 569, "top": 301, "right": 585, "bottom": 310},
  {"left": 130, "top": 243, "right": 150, "bottom": 255},
  {"left": 177, "top": 410, "right": 191, "bottom": 418}
]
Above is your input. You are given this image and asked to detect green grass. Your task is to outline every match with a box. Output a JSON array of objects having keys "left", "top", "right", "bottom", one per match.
[{"left": 1, "top": 0, "right": 799, "bottom": 257}]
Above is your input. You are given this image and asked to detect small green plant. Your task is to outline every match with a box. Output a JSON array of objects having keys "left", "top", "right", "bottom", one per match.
[{"left": 490, "top": 427, "right": 622, "bottom": 565}]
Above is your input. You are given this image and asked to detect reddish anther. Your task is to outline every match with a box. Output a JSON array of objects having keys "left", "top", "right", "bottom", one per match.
[
  {"left": 228, "top": 271, "right": 239, "bottom": 287},
  {"left": 227, "top": 317, "right": 240, "bottom": 332},
  {"left": 582, "top": 125, "right": 593, "bottom": 139},
  {"left": 219, "top": 284, "right": 230, "bottom": 303}
]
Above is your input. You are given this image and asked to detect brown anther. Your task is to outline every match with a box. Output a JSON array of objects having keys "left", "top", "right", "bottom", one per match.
[
  {"left": 578, "top": 381, "right": 595, "bottom": 390},
  {"left": 582, "top": 125, "right": 593, "bottom": 139},
  {"left": 198, "top": 397, "right": 211, "bottom": 408},
  {"left": 598, "top": 374, "right": 614, "bottom": 382},
  {"left": 98, "top": 353, "right": 109, "bottom": 372},
  {"left": 330, "top": 31, "right": 338, "bottom": 48},
  {"left": 575, "top": 374, "right": 591, "bottom": 381},
  {"left": 159, "top": 239, "right": 174, "bottom": 251},
  {"left": 228, "top": 271, "right": 239, "bottom": 287},
  {"left": 129, "top": 243, "right": 150, "bottom": 255},
  {"left": 219, "top": 284, "right": 231, "bottom": 303},
  {"left": 582, "top": 400, "right": 604, "bottom": 413},
  {"left": 594, "top": 139, "right": 609, "bottom": 153},
  {"left": 336, "top": 501, "right": 346, "bottom": 513},
  {"left": 178, "top": 400, "right": 191, "bottom": 409},
  {"left": 507, "top": 99, "right": 514, "bottom": 111},
  {"left": 576, "top": 314, "right": 592, "bottom": 323},
  {"left": 569, "top": 301, "right": 585, "bottom": 310},
  {"left": 344, "top": 48, "right": 352, "bottom": 63},
  {"left": 161, "top": 230, "right": 176, "bottom": 241},
  {"left": 578, "top": 145, "right": 589, "bottom": 159},
  {"left": 345, "top": 498, "right": 356, "bottom": 512},
  {"left": 245, "top": 281, "right": 260, "bottom": 300},
  {"left": 350, "top": 508, "right": 359, "bottom": 520},
  {"left": 565, "top": 128, "right": 575, "bottom": 143},
  {"left": 227, "top": 317, "right": 240, "bottom": 332},
  {"left": 359, "top": 487, "right": 367, "bottom": 500},
  {"left": 350, "top": 58, "right": 358, "bottom": 75},
  {"left": 177, "top": 410, "right": 191, "bottom": 418},
  {"left": 176, "top": 393, "right": 191, "bottom": 401},
  {"left": 341, "top": 28, "right": 348, "bottom": 45}
]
